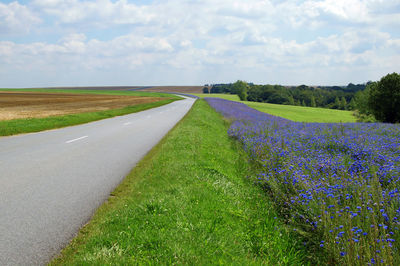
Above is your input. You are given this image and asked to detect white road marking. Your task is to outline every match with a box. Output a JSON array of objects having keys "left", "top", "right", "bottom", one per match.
[
  {"left": 146, "top": 115, "right": 151, "bottom": 118},
  {"left": 66, "top": 136, "right": 88, "bottom": 144},
  {"left": 123, "top": 122, "right": 132, "bottom": 126}
]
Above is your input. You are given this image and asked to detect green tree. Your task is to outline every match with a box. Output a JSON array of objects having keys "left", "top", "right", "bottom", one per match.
[
  {"left": 334, "top": 96, "right": 340, "bottom": 109},
  {"left": 348, "top": 97, "right": 356, "bottom": 110},
  {"left": 310, "top": 95, "right": 316, "bottom": 107},
  {"left": 340, "top": 97, "right": 347, "bottom": 110},
  {"left": 354, "top": 87, "right": 371, "bottom": 115},
  {"left": 353, "top": 86, "right": 376, "bottom": 122},
  {"left": 233, "top": 80, "right": 248, "bottom": 101},
  {"left": 301, "top": 100, "right": 306, "bottom": 106},
  {"left": 368, "top": 72, "right": 400, "bottom": 123},
  {"left": 202, "top": 87, "right": 209, "bottom": 94},
  {"left": 288, "top": 95, "right": 295, "bottom": 105}
]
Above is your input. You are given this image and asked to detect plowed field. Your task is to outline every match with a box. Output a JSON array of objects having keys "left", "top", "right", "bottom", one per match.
[{"left": 0, "top": 91, "right": 164, "bottom": 120}]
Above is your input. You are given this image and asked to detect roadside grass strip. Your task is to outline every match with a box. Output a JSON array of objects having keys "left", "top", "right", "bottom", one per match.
[
  {"left": 194, "top": 93, "right": 356, "bottom": 123},
  {"left": 0, "top": 88, "right": 180, "bottom": 99},
  {"left": 206, "top": 98, "right": 400, "bottom": 265},
  {"left": 51, "top": 100, "right": 306, "bottom": 265},
  {"left": 0, "top": 95, "right": 178, "bottom": 136}
]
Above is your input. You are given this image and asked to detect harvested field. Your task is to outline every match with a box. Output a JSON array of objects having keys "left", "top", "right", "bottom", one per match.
[
  {"left": 0, "top": 91, "right": 165, "bottom": 121},
  {"left": 139, "top": 86, "right": 207, "bottom": 94}
]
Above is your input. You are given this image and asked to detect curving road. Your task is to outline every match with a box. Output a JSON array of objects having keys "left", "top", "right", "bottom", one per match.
[{"left": 0, "top": 96, "right": 195, "bottom": 265}]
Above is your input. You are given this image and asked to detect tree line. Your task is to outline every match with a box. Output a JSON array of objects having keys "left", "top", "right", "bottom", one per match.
[
  {"left": 353, "top": 73, "right": 400, "bottom": 123},
  {"left": 203, "top": 82, "right": 367, "bottom": 110},
  {"left": 203, "top": 72, "right": 400, "bottom": 123}
]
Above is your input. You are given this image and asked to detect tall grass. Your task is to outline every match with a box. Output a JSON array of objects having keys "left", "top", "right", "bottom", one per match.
[{"left": 51, "top": 100, "right": 307, "bottom": 265}]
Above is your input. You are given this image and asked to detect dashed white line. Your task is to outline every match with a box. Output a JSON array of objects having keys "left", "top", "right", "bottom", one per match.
[
  {"left": 146, "top": 115, "right": 151, "bottom": 119},
  {"left": 66, "top": 136, "right": 88, "bottom": 144},
  {"left": 123, "top": 122, "right": 132, "bottom": 126}
]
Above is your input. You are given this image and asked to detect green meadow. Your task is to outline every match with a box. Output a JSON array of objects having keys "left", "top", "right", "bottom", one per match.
[
  {"left": 51, "top": 100, "right": 310, "bottom": 265},
  {"left": 194, "top": 93, "right": 356, "bottom": 123}
]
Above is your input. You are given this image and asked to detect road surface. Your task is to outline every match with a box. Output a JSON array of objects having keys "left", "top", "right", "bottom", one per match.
[{"left": 0, "top": 96, "right": 195, "bottom": 265}]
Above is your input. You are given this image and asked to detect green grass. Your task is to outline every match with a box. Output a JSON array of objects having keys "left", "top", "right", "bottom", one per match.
[
  {"left": 194, "top": 93, "right": 357, "bottom": 123},
  {"left": 51, "top": 100, "right": 307, "bottom": 265},
  {"left": 0, "top": 88, "right": 179, "bottom": 98},
  {"left": 0, "top": 89, "right": 181, "bottom": 136},
  {"left": 194, "top": 93, "right": 241, "bottom": 101}
]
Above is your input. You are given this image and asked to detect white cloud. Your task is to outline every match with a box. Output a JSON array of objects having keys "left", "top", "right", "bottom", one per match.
[
  {"left": 0, "top": 2, "right": 41, "bottom": 34},
  {"left": 32, "top": 0, "right": 155, "bottom": 25},
  {"left": 387, "top": 39, "right": 400, "bottom": 51},
  {"left": 0, "top": 32, "right": 175, "bottom": 73},
  {"left": 0, "top": 0, "right": 399, "bottom": 86},
  {"left": 314, "top": 0, "right": 369, "bottom": 22}
]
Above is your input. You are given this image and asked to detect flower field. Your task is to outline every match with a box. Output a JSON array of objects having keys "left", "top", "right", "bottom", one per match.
[{"left": 206, "top": 98, "right": 400, "bottom": 265}]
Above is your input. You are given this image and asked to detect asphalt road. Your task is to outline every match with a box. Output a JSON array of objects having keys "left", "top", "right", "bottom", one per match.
[{"left": 0, "top": 96, "right": 195, "bottom": 265}]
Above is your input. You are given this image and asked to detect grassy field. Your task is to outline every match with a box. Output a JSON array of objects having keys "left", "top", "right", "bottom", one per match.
[
  {"left": 0, "top": 89, "right": 180, "bottom": 136},
  {"left": 195, "top": 93, "right": 356, "bottom": 123},
  {"left": 0, "top": 91, "right": 166, "bottom": 120},
  {"left": 0, "top": 88, "right": 179, "bottom": 98},
  {"left": 51, "top": 100, "right": 308, "bottom": 265},
  {"left": 139, "top": 86, "right": 207, "bottom": 94}
]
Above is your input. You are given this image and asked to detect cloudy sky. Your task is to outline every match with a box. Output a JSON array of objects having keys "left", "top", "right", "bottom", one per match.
[{"left": 0, "top": 0, "right": 399, "bottom": 87}]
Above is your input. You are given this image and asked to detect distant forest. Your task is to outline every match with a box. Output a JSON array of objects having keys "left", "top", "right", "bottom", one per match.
[{"left": 204, "top": 82, "right": 370, "bottom": 110}]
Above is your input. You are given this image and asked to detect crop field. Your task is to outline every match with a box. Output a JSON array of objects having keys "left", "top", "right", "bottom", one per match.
[
  {"left": 195, "top": 93, "right": 356, "bottom": 123},
  {"left": 140, "top": 86, "right": 207, "bottom": 94},
  {"left": 0, "top": 89, "right": 179, "bottom": 136},
  {"left": 0, "top": 91, "right": 164, "bottom": 120},
  {"left": 206, "top": 98, "right": 400, "bottom": 265},
  {"left": 26, "top": 86, "right": 143, "bottom": 91}
]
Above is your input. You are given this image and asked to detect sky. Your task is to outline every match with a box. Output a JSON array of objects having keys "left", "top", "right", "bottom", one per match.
[{"left": 0, "top": 0, "right": 399, "bottom": 87}]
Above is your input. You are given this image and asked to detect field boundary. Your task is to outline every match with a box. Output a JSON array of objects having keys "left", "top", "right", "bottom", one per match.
[
  {"left": 0, "top": 90, "right": 181, "bottom": 136},
  {"left": 194, "top": 93, "right": 356, "bottom": 123}
]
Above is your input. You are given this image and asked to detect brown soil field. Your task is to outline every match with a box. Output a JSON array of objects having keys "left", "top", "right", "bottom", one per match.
[
  {"left": 0, "top": 91, "right": 165, "bottom": 121},
  {"left": 139, "top": 86, "right": 207, "bottom": 94}
]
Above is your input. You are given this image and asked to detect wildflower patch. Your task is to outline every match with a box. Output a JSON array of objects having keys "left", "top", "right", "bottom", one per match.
[{"left": 206, "top": 97, "right": 400, "bottom": 265}]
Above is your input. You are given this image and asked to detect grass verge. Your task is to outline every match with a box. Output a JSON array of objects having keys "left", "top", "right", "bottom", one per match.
[
  {"left": 0, "top": 88, "right": 180, "bottom": 98},
  {"left": 51, "top": 99, "right": 306, "bottom": 265},
  {"left": 0, "top": 89, "right": 180, "bottom": 136},
  {"left": 194, "top": 93, "right": 356, "bottom": 123},
  {"left": 0, "top": 99, "right": 177, "bottom": 136}
]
